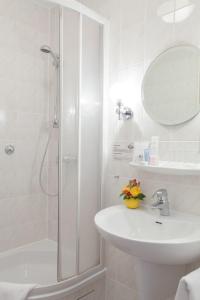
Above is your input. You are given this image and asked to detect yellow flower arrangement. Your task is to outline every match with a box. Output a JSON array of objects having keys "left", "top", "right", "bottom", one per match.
[{"left": 120, "top": 179, "right": 145, "bottom": 209}]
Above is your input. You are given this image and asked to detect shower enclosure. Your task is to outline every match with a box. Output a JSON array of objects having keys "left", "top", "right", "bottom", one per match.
[
  {"left": 0, "top": 0, "right": 108, "bottom": 298},
  {"left": 58, "top": 4, "right": 104, "bottom": 281}
]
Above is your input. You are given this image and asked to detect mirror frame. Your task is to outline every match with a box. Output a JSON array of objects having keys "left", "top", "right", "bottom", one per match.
[{"left": 141, "top": 43, "right": 200, "bottom": 126}]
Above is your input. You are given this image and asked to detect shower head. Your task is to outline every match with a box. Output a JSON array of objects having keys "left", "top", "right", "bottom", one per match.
[
  {"left": 40, "top": 45, "right": 51, "bottom": 53},
  {"left": 40, "top": 45, "right": 59, "bottom": 68}
]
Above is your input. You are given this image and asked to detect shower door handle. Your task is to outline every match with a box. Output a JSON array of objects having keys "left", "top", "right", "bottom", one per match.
[{"left": 63, "top": 156, "right": 77, "bottom": 163}]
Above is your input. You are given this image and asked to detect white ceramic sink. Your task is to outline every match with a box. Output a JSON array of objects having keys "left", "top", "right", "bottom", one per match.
[
  {"left": 95, "top": 205, "right": 200, "bottom": 300},
  {"left": 95, "top": 205, "right": 200, "bottom": 265}
]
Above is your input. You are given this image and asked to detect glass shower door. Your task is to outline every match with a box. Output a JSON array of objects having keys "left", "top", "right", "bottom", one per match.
[
  {"left": 58, "top": 6, "right": 103, "bottom": 281},
  {"left": 58, "top": 7, "right": 80, "bottom": 280},
  {"left": 78, "top": 15, "right": 102, "bottom": 273}
]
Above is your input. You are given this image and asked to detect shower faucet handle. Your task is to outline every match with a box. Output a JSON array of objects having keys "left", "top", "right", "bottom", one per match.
[{"left": 5, "top": 144, "right": 15, "bottom": 155}]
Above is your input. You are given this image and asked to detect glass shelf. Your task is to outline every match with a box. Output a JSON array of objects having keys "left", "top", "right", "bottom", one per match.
[{"left": 130, "top": 161, "right": 200, "bottom": 175}]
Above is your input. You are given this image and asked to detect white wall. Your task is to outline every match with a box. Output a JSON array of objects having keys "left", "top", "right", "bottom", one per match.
[
  {"left": 0, "top": 0, "right": 58, "bottom": 251},
  {"left": 77, "top": 1, "right": 200, "bottom": 299}
]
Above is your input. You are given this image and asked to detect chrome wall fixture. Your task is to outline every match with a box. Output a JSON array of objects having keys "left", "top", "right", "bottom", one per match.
[
  {"left": 128, "top": 143, "right": 134, "bottom": 150},
  {"left": 116, "top": 100, "right": 133, "bottom": 120},
  {"left": 5, "top": 144, "right": 15, "bottom": 155}
]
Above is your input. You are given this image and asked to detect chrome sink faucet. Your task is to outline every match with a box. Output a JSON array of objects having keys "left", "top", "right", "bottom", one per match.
[{"left": 151, "top": 189, "right": 170, "bottom": 216}]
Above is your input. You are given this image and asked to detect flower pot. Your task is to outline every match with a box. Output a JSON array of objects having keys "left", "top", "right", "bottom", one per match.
[{"left": 124, "top": 198, "right": 140, "bottom": 209}]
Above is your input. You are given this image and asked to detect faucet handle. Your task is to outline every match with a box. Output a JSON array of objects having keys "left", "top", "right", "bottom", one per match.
[
  {"left": 151, "top": 189, "right": 168, "bottom": 203},
  {"left": 151, "top": 189, "right": 170, "bottom": 216}
]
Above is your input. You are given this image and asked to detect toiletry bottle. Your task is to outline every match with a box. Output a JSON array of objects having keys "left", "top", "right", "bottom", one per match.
[
  {"left": 149, "top": 136, "right": 159, "bottom": 166},
  {"left": 133, "top": 142, "right": 149, "bottom": 164},
  {"left": 144, "top": 145, "right": 150, "bottom": 163}
]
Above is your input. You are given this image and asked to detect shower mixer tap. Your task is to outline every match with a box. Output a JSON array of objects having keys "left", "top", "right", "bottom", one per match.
[{"left": 5, "top": 144, "right": 15, "bottom": 155}]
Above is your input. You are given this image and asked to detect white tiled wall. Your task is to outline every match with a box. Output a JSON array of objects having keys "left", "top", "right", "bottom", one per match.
[
  {"left": 0, "top": 0, "right": 59, "bottom": 251},
  {"left": 78, "top": 1, "right": 200, "bottom": 299}
]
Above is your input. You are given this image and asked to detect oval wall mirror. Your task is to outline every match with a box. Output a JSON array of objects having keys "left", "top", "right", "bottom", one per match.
[{"left": 142, "top": 45, "right": 200, "bottom": 125}]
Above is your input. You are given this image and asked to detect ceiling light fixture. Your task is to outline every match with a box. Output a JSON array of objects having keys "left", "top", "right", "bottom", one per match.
[{"left": 157, "top": 0, "right": 195, "bottom": 23}]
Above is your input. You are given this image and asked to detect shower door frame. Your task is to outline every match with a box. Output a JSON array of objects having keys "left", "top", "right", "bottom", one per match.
[{"left": 45, "top": 0, "right": 109, "bottom": 283}]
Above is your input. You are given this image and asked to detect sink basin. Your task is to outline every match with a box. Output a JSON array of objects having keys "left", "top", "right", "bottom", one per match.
[
  {"left": 95, "top": 205, "right": 200, "bottom": 300},
  {"left": 95, "top": 205, "right": 200, "bottom": 265}
]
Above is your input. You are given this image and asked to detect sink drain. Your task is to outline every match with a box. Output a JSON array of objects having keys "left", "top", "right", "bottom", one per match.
[{"left": 155, "top": 221, "right": 163, "bottom": 225}]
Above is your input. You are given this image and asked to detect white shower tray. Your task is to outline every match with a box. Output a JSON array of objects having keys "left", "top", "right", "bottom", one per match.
[{"left": 130, "top": 161, "right": 200, "bottom": 175}]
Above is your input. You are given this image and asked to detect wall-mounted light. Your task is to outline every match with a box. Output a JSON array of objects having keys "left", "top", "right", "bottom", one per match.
[
  {"left": 116, "top": 100, "right": 133, "bottom": 121},
  {"left": 157, "top": 0, "right": 195, "bottom": 24}
]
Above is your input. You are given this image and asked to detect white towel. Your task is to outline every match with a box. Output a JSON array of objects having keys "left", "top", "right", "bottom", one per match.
[
  {"left": 175, "top": 268, "right": 200, "bottom": 300},
  {"left": 0, "top": 282, "right": 36, "bottom": 300}
]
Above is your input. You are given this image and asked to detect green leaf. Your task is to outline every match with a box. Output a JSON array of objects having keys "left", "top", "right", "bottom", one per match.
[{"left": 137, "top": 193, "right": 146, "bottom": 200}]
